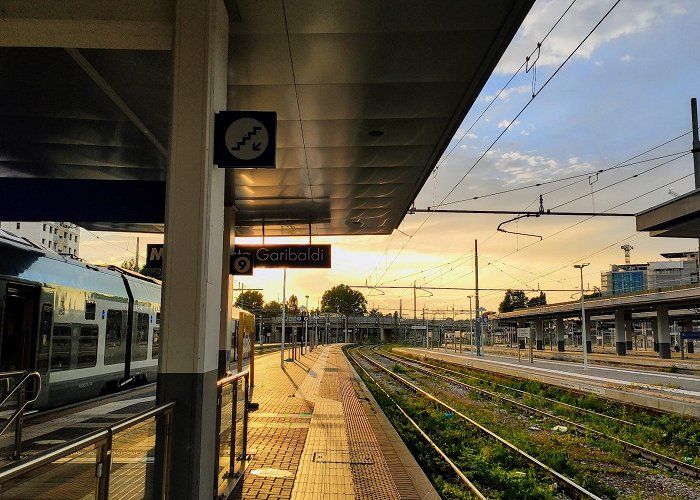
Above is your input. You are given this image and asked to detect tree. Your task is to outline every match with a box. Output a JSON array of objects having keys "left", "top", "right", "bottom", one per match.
[
  {"left": 139, "top": 265, "right": 162, "bottom": 280},
  {"left": 287, "top": 295, "right": 300, "bottom": 316},
  {"left": 320, "top": 284, "right": 367, "bottom": 315},
  {"left": 498, "top": 289, "right": 527, "bottom": 313},
  {"left": 121, "top": 258, "right": 136, "bottom": 270},
  {"left": 262, "top": 301, "right": 282, "bottom": 318},
  {"left": 235, "top": 290, "right": 264, "bottom": 311},
  {"left": 527, "top": 291, "right": 547, "bottom": 308}
]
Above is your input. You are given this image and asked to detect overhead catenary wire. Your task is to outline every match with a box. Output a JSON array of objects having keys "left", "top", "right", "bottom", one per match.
[
  {"left": 437, "top": 148, "right": 690, "bottom": 207},
  {"left": 368, "top": 1, "right": 623, "bottom": 287},
  {"left": 435, "top": 0, "right": 623, "bottom": 208}
]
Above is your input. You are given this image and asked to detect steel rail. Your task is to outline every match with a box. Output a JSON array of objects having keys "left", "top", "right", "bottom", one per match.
[
  {"left": 386, "top": 349, "right": 698, "bottom": 442},
  {"left": 356, "top": 347, "right": 601, "bottom": 499},
  {"left": 344, "top": 348, "right": 485, "bottom": 500},
  {"left": 380, "top": 348, "right": 700, "bottom": 479}
]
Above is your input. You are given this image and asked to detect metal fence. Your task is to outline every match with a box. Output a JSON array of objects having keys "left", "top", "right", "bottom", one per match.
[
  {"left": 215, "top": 370, "right": 249, "bottom": 498},
  {"left": 0, "top": 402, "right": 175, "bottom": 499}
]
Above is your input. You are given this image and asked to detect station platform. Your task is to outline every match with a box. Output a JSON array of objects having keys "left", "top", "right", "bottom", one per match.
[
  {"left": 230, "top": 344, "right": 438, "bottom": 500},
  {"left": 397, "top": 346, "right": 700, "bottom": 418}
]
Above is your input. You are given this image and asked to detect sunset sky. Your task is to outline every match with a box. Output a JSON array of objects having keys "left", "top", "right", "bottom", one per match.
[{"left": 80, "top": 0, "right": 700, "bottom": 318}]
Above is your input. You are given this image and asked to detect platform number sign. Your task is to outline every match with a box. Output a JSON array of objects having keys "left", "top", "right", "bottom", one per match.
[
  {"left": 214, "top": 111, "right": 277, "bottom": 168},
  {"left": 232, "top": 254, "right": 253, "bottom": 276}
]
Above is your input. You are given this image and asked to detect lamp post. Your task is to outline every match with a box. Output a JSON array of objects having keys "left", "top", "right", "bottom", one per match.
[
  {"left": 305, "top": 295, "right": 310, "bottom": 351},
  {"left": 465, "top": 295, "right": 472, "bottom": 354},
  {"left": 574, "top": 263, "right": 590, "bottom": 369}
]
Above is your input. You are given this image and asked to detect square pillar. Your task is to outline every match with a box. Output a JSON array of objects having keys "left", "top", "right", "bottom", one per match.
[
  {"left": 584, "top": 311, "right": 593, "bottom": 353},
  {"left": 651, "top": 320, "right": 659, "bottom": 352},
  {"left": 156, "top": 1, "right": 228, "bottom": 498},
  {"left": 625, "top": 316, "right": 634, "bottom": 350},
  {"left": 656, "top": 306, "right": 671, "bottom": 359},
  {"left": 219, "top": 207, "right": 234, "bottom": 378},
  {"left": 614, "top": 309, "right": 627, "bottom": 355},
  {"left": 534, "top": 317, "right": 544, "bottom": 350},
  {"left": 555, "top": 316, "right": 566, "bottom": 352}
]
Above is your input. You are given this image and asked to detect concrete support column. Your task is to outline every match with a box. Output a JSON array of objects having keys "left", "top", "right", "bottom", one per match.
[
  {"left": 651, "top": 320, "right": 659, "bottom": 352},
  {"left": 218, "top": 207, "right": 234, "bottom": 378},
  {"left": 584, "top": 311, "right": 593, "bottom": 353},
  {"left": 614, "top": 309, "right": 627, "bottom": 355},
  {"left": 681, "top": 319, "right": 695, "bottom": 354},
  {"left": 555, "top": 316, "right": 565, "bottom": 352},
  {"left": 516, "top": 320, "right": 526, "bottom": 349},
  {"left": 534, "top": 317, "right": 544, "bottom": 350},
  {"left": 625, "top": 316, "right": 634, "bottom": 350},
  {"left": 656, "top": 305, "right": 671, "bottom": 359},
  {"left": 156, "top": 1, "right": 228, "bottom": 498},
  {"left": 379, "top": 327, "right": 386, "bottom": 343}
]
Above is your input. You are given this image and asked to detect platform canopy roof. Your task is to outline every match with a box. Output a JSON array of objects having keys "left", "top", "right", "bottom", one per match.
[
  {"left": 0, "top": 0, "right": 533, "bottom": 236},
  {"left": 636, "top": 188, "right": 700, "bottom": 238}
]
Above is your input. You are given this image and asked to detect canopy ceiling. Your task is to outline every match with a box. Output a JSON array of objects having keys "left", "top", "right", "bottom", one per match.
[{"left": 0, "top": 0, "right": 533, "bottom": 236}]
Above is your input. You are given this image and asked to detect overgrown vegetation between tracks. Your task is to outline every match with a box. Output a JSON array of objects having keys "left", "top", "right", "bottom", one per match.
[
  {"left": 386, "top": 345, "right": 700, "bottom": 468},
  {"left": 344, "top": 345, "right": 613, "bottom": 499}
]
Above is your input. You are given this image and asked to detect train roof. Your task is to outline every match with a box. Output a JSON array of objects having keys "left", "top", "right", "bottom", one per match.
[{"left": 0, "top": 229, "right": 160, "bottom": 296}]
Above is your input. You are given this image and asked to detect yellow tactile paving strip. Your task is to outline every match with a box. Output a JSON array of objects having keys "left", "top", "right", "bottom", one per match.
[{"left": 229, "top": 345, "right": 424, "bottom": 499}]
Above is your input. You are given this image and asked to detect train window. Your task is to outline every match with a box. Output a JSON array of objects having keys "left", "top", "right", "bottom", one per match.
[
  {"left": 156, "top": 312, "right": 161, "bottom": 324},
  {"left": 85, "top": 302, "right": 96, "bottom": 320},
  {"left": 50, "top": 325, "right": 72, "bottom": 372},
  {"left": 104, "top": 310, "right": 125, "bottom": 365},
  {"left": 36, "top": 305, "right": 52, "bottom": 374},
  {"left": 131, "top": 313, "right": 149, "bottom": 362},
  {"left": 152, "top": 327, "right": 159, "bottom": 359},
  {"left": 78, "top": 326, "right": 98, "bottom": 368}
]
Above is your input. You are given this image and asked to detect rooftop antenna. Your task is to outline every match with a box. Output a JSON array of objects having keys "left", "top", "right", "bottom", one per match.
[{"left": 621, "top": 244, "right": 633, "bottom": 265}]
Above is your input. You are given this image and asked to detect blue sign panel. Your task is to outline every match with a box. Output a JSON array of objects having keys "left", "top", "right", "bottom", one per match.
[
  {"left": 681, "top": 332, "right": 700, "bottom": 340},
  {"left": 214, "top": 111, "right": 276, "bottom": 168}
]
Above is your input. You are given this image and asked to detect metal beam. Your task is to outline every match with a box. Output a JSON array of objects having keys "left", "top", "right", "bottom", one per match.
[{"left": 0, "top": 0, "right": 172, "bottom": 50}]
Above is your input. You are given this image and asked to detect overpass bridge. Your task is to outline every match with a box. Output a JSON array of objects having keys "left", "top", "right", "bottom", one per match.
[{"left": 495, "top": 284, "right": 700, "bottom": 359}]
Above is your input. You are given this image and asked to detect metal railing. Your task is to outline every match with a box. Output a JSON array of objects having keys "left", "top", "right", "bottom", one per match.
[
  {"left": 0, "top": 402, "right": 175, "bottom": 499},
  {"left": 215, "top": 370, "right": 249, "bottom": 498},
  {"left": 0, "top": 370, "right": 41, "bottom": 460}
]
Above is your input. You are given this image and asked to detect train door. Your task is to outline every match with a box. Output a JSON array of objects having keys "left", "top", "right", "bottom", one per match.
[
  {"left": 33, "top": 291, "right": 54, "bottom": 407},
  {"left": 0, "top": 283, "right": 39, "bottom": 373},
  {"left": 0, "top": 283, "right": 52, "bottom": 407}
]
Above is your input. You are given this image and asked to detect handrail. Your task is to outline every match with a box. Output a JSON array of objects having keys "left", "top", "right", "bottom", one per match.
[
  {"left": 215, "top": 370, "right": 250, "bottom": 497},
  {"left": 0, "top": 428, "right": 109, "bottom": 483},
  {"left": 0, "top": 371, "right": 41, "bottom": 416},
  {"left": 217, "top": 369, "right": 249, "bottom": 388},
  {"left": 0, "top": 371, "right": 41, "bottom": 460},
  {"left": 0, "top": 401, "right": 175, "bottom": 500},
  {"left": 111, "top": 401, "right": 175, "bottom": 434}
]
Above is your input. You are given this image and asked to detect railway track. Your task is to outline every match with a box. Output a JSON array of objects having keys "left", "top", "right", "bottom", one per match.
[
  {"left": 347, "top": 346, "right": 602, "bottom": 499},
  {"left": 377, "top": 347, "right": 700, "bottom": 480}
]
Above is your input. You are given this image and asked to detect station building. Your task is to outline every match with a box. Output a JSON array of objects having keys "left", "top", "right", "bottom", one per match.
[{"left": 0, "top": 221, "right": 80, "bottom": 256}]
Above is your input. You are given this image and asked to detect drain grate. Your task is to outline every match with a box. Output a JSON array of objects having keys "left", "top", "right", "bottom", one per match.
[{"left": 312, "top": 451, "right": 374, "bottom": 465}]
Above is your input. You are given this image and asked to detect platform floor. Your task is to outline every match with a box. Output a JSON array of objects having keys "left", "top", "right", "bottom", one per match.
[
  {"left": 399, "top": 346, "right": 700, "bottom": 417},
  {"left": 230, "top": 344, "right": 438, "bottom": 500}
]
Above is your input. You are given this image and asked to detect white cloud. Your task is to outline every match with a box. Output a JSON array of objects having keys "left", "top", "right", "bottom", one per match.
[
  {"left": 498, "top": 119, "right": 520, "bottom": 129},
  {"left": 494, "top": 0, "right": 687, "bottom": 74},
  {"left": 520, "top": 130, "right": 530, "bottom": 136},
  {"left": 466, "top": 132, "right": 478, "bottom": 139},
  {"left": 621, "top": 54, "right": 632, "bottom": 62},
  {"left": 481, "top": 84, "right": 531, "bottom": 103}
]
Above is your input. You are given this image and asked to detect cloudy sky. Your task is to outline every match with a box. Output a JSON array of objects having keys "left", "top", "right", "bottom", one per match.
[{"left": 81, "top": 0, "right": 700, "bottom": 317}]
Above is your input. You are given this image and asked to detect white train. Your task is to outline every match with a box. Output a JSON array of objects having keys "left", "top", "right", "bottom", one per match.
[{"left": 0, "top": 230, "right": 254, "bottom": 410}]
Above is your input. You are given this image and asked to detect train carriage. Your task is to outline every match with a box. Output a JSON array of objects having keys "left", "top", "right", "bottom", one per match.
[{"left": 0, "top": 230, "right": 160, "bottom": 408}]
